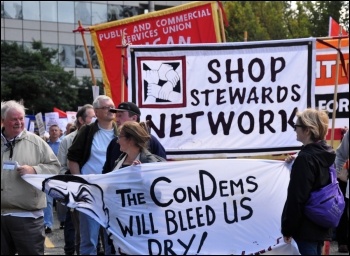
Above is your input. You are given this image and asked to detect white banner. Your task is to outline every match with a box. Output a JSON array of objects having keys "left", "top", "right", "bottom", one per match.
[
  {"left": 23, "top": 159, "right": 299, "bottom": 255},
  {"left": 127, "top": 38, "right": 316, "bottom": 158},
  {"left": 44, "top": 112, "right": 59, "bottom": 132},
  {"left": 35, "top": 112, "right": 46, "bottom": 136}
]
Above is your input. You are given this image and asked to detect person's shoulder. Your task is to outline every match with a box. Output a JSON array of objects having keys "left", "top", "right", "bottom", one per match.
[
  {"left": 143, "top": 149, "right": 166, "bottom": 162},
  {"left": 107, "top": 136, "right": 118, "bottom": 147},
  {"left": 295, "top": 149, "right": 313, "bottom": 161},
  {"left": 109, "top": 136, "right": 118, "bottom": 144},
  {"left": 22, "top": 130, "right": 51, "bottom": 145},
  {"left": 150, "top": 134, "right": 161, "bottom": 142},
  {"left": 64, "top": 130, "right": 78, "bottom": 140},
  {"left": 153, "top": 154, "right": 166, "bottom": 162}
]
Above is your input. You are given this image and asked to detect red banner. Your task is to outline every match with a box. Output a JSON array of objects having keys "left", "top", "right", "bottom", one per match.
[{"left": 89, "top": 1, "right": 225, "bottom": 106}]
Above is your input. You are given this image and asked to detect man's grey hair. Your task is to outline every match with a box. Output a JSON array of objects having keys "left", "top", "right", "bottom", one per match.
[
  {"left": 1, "top": 100, "right": 26, "bottom": 120},
  {"left": 92, "top": 95, "right": 113, "bottom": 108}
]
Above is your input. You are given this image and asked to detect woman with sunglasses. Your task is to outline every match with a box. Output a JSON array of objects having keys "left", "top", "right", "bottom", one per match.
[{"left": 281, "top": 108, "right": 336, "bottom": 255}]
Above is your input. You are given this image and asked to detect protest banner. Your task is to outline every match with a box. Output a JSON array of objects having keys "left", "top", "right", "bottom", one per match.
[
  {"left": 35, "top": 112, "right": 46, "bottom": 136},
  {"left": 44, "top": 112, "right": 60, "bottom": 132},
  {"left": 127, "top": 38, "right": 316, "bottom": 158},
  {"left": 315, "top": 37, "right": 349, "bottom": 142},
  {"left": 88, "top": 1, "right": 225, "bottom": 107},
  {"left": 22, "top": 159, "right": 299, "bottom": 255}
]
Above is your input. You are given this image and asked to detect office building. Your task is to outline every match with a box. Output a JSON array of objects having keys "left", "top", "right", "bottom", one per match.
[{"left": 1, "top": 1, "right": 190, "bottom": 82}]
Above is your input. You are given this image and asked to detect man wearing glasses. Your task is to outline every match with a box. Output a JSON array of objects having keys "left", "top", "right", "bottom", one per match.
[{"left": 67, "top": 95, "right": 117, "bottom": 255}]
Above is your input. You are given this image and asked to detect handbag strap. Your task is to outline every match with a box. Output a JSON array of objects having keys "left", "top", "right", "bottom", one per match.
[{"left": 329, "top": 164, "right": 337, "bottom": 184}]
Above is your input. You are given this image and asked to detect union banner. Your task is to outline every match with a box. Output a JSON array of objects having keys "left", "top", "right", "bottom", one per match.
[{"left": 89, "top": 1, "right": 225, "bottom": 107}]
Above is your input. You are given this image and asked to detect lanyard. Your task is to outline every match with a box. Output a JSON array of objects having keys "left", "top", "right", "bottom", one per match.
[{"left": 5, "top": 139, "right": 16, "bottom": 160}]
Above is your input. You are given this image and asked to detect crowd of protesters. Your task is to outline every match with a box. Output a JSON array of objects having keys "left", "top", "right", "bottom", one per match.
[{"left": 1, "top": 99, "right": 348, "bottom": 255}]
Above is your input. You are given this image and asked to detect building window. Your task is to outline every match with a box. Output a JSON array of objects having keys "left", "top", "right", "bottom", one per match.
[
  {"left": 75, "top": 45, "right": 88, "bottom": 68},
  {"left": 58, "top": 44, "right": 75, "bottom": 68},
  {"left": 40, "top": 1, "right": 58, "bottom": 22},
  {"left": 22, "top": 1, "right": 39, "bottom": 21},
  {"left": 3, "top": 1, "right": 23, "bottom": 19},
  {"left": 91, "top": 3, "right": 107, "bottom": 25},
  {"left": 107, "top": 4, "right": 139, "bottom": 22},
  {"left": 90, "top": 46, "right": 99, "bottom": 69},
  {"left": 58, "top": 1, "right": 74, "bottom": 24},
  {"left": 75, "top": 2, "right": 91, "bottom": 25}
]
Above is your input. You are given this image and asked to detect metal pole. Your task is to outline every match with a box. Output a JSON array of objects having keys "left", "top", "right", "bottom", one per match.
[{"left": 148, "top": 1, "right": 155, "bottom": 12}]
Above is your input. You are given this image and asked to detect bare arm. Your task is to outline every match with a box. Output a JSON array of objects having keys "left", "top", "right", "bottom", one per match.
[{"left": 68, "top": 160, "right": 81, "bottom": 174}]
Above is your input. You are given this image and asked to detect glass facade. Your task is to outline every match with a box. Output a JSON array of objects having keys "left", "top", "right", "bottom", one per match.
[
  {"left": 2, "top": 1, "right": 142, "bottom": 25},
  {"left": 41, "top": 1, "right": 58, "bottom": 22},
  {"left": 1, "top": 1, "right": 188, "bottom": 80}
]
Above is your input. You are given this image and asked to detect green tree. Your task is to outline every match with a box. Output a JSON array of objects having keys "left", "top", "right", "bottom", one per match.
[
  {"left": 223, "top": 1, "right": 347, "bottom": 42},
  {"left": 1, "top": 41, "right": 79, "bottom": 114},
  {"left": 303, "top": 1, "right": 345, "bottom": 37},
  {"left": 224, "top": 1, "right": 269, "bottom": 42},
  {"left": 340, "top": 1, "right": 349, "bottom": 29}
]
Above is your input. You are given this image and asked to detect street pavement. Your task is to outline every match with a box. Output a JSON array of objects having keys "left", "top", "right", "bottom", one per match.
[{"left": 44, "top": 210, "right": 348, "bottom": 255}]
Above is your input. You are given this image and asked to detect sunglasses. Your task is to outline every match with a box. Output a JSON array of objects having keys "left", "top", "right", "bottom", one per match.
[{"left": 294, "top": 124, "right": 306, "bottom": 131}]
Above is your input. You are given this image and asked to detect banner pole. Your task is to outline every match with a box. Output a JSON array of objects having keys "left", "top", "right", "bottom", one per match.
[
  {"left": 217, "top": 1, "right": 228, "bottom": 42},
  {"left": 120, "top": 32, "right": 126, "bottom": 103},
  {"left": 330, "top": 37, "right": 341, "bottom": 147},
  {"left": 74, "top": 21, "right": 99, "bottom": 99}
]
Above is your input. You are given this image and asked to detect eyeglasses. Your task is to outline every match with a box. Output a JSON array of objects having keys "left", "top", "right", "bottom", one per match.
[
  {"left": 95, "top": 106, "right": 115, "bottom": 111},
  {"left": 294, "top": 124, "right": 306, "bottom": 131}
]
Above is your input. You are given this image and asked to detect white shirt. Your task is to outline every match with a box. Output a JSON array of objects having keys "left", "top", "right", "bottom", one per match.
[{"left": 81, "top": 127, "right": 115, "bottom": 175}]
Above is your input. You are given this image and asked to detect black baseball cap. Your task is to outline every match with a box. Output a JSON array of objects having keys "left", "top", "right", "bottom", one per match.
[{"left": 109, "top": 102, "right": 141, "bottom": 116}]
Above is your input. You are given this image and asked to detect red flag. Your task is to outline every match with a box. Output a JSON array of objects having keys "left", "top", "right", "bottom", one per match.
[
  {"left": 53, "top": 107, "right": 67, "bottom": 118},
  {"left": 329, "top": 17, "right": 348, "bottom": 37}
]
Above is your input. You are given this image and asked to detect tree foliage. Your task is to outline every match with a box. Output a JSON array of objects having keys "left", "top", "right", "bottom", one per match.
[
  {"left": 223, "top": 1, "right": 348, "bottom": 42},
  {"left": 1, "top": 41, "right": 103, "bottom": 114},
  {"left": 1, "top": 41, "right": 77, "bottom": 114}
]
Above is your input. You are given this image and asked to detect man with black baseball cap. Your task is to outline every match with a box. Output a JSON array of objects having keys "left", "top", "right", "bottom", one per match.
[
  {"left": 103, "top": 102, "right": 166, "bottom": 174},
  {"left": 109, "top": 102, "right": 140, "bottom": 116}
]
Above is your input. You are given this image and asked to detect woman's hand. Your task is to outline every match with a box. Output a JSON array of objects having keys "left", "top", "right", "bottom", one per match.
[
  {"left": 285, "top": 155, "right": 296, "bottom": 163},
  {"left": 283, "top": 236, "right": 292, "bottom": 244},
  {"left": 132, "top": 160, "right": 141, "bottom": 166}
]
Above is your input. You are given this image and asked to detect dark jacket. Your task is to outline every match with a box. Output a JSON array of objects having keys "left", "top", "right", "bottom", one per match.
[
  {"left": 281, "top": 140, "right": 336, "bottom": 241},
  {"left": 102, "top": 134, "right": 166, "bottom": 174},
  {"left": 67, "top": 121, "right": 118, "bottom": 171}
]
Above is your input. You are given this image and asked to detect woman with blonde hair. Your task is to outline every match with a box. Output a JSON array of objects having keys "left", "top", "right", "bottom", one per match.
[
  {"left": 281, "top": 108, "right": 336, "bottom": 255},
  {"left": 113, "top": 121, "right": 165, "bottom": 170}
]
